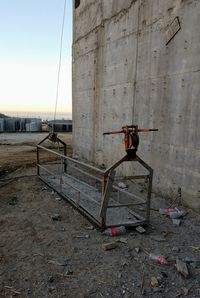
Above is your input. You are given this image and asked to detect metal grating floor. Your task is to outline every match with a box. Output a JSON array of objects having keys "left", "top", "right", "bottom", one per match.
[{"left": 45, "top": 173, "right": 146, "bottom": 228}]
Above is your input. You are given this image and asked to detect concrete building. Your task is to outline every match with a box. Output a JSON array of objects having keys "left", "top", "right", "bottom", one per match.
[
  {"left": 48, "top": 120, "right": 72, "bottom": 132},
  {"left": 72, "top": 0, "right": 200, "bottom": 210}
]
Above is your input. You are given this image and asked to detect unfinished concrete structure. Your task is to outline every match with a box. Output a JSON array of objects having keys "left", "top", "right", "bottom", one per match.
[{"left": 72, "top": 0, "right": 200, "bottom": 210}]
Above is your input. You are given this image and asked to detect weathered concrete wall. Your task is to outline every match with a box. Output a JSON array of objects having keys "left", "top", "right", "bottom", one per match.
[{"left": 72, "top": 0, "right": 200, "bottom": 210}]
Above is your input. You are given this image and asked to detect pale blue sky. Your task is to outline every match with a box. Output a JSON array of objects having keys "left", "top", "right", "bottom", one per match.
[{"left": 0, "top": 0, "right": 72, "bottom": 116}]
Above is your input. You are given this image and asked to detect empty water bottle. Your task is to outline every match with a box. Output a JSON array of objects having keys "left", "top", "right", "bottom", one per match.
[
  {"left": 169, "top": 207, "right": 185, "bottom": 219},
  {"left": 159, "top": 207, "right": 184, "bottom": 219},
  {"left": 159, "top": 208, "right": 174, "bottom": 216},
  {"left": 103, "top": 226, "right": 126, "bottom": 237},
  {"left": 149, "top": 253, "right": 170, "bottom": 266}
]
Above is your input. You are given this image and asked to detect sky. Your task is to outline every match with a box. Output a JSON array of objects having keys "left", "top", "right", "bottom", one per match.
[{"left": 0, "top": 0, "right": 72, "bottom": 118}]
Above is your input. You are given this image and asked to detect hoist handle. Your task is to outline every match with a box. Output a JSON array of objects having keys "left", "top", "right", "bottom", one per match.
[
  {"left": 138, "top": 128, "right": 158, "bottom": 132},
  {"left": 103, "top": 128, "right": 158, "bottom": 135},
  {"left": 103, "top": 130, "right": 123, "bottom": 135}
]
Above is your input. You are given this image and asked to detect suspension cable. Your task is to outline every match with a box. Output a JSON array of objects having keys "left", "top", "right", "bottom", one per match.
[{"left": 53, "top": 0, "right": 67, "bottom": 127}]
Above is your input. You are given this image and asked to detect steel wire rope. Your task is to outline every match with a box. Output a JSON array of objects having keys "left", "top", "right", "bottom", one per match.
[
  {"left": 53, "top": 0, "right": 67, "bottom": 128},
  {"left": 51, "top": 0, "right": 67, "bottom": 181}
]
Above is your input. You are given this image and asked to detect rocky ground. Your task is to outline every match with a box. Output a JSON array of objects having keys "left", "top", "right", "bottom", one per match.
[{"left": 0, "top": 133, "right": 200, "bottom": 298}]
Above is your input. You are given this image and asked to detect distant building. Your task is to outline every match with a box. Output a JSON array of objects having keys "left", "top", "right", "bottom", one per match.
[{"left": 48, "top": 120, "right": 72, "bottom": 132}]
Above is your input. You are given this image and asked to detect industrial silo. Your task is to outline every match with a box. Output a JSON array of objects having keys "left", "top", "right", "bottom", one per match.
[
  {"left": 29, "top": 120, "right": 42, "bottom": 132},
  {"left": 0, "top": 119, "right": 5, "bottom": 132},
  {"left": 4, "top": 118, "right": 16, "bottom": 132}
]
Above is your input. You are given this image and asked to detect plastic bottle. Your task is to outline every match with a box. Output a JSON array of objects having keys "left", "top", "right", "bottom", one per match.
[
  {"left": 149, "top": 253, "right": 170, "bottom": 266},
  {"left": 103, "top": 226, "right": 126, "bottom": 236},
  {"left": 159, "top": 207, "right": 185, "bottom": 218},
  {"left": 169, "top": 208, "right": 184, "bottom": 219},
  {"left": 159, "top": 208, "right": 174, "bottom": 216}
]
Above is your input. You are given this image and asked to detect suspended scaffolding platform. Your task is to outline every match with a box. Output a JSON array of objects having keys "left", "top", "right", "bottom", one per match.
[{"left": 36, "top": 133, "right": 153, "bottom": 229}]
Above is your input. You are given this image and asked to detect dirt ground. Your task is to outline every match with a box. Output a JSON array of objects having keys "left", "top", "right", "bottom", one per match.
[
  {"left": 0, "top": 133, "right": 72, "bottom": 174},
  {"left": 0, "top": 132, "right": 200, "bottom": 298}
]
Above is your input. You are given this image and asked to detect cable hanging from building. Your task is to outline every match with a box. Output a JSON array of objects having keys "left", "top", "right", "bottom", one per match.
[{"left": 53, "top": 0, "right": 67, "bottom": 128}]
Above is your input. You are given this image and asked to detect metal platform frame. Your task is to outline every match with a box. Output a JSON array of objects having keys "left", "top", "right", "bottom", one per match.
[{"left": 36, "top": 135, "right": 153, "bottom": 229}]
